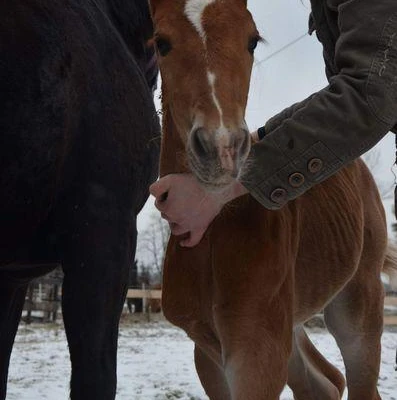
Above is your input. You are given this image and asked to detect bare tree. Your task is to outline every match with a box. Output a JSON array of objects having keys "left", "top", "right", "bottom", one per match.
[{"left": 136, "top": 211, "right": 170, "bottom": 282}]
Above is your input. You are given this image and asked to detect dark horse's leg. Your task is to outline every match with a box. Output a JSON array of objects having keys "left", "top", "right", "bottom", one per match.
[
  {"left": 0, "top": 273, "right": 28, "bottom": 400},
  {"left": 0, "top": 264, "right": 54, "bottom": 399},
  {"left": 60, "top": 198, "right": 135, "bottom": 400}
]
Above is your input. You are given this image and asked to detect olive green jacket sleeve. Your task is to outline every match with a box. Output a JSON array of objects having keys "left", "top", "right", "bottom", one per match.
[
  {"left": 241, "top": 0, "right": 397, "bottom": 209},
  {"left": 261, "top": 95, "right": 316, "bottom": 136}
]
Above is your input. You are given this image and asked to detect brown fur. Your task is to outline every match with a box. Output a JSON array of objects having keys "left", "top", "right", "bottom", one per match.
[{"left": 150, "top": 1, "right": 392, "bottom": 398}]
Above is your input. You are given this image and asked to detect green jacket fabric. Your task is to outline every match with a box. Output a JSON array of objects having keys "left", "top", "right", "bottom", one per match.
[{"left": 242, "top": 0, "right": 397, "bottom": 209}]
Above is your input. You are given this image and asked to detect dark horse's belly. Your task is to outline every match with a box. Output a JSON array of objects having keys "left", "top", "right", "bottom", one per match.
[{"left": 0, "top": 1, "right": 160, "bottom": 268}]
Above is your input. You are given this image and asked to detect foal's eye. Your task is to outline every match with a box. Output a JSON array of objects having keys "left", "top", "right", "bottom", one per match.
[
  {"left": 155, "top": 37, "right": 172, "bottom": 57},
  {"left": 248, "top": 36, "right": 259, "bottom": 54}
]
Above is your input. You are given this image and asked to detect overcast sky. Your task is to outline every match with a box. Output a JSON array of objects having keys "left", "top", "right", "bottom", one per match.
[{"left": 137, "top": 0, "right": 396, "bottom": 237}]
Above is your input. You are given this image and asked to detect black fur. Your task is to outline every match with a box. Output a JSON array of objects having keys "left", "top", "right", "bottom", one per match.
[{"left": 0, "top": 1, "right": 160, "bottom": 398}]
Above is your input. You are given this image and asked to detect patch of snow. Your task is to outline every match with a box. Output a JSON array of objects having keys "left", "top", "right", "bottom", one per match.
[{"left": 7, "top": 321, "right": 397, "bottom": 399}]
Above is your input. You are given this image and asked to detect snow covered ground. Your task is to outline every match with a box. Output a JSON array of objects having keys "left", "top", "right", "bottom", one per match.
[{"left": 7, "top": 318, "right": 397, "bottom": 400}]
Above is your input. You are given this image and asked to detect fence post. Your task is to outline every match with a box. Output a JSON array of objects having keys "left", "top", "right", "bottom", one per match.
[
  {"left": 26, "top": 285, "right": 34, "bottom": 324},
  {"left": 142, "top": 283, "right": 147, "bottom": 316}
]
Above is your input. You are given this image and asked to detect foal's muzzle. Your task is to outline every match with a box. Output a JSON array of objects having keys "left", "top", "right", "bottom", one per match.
[{"left": 188, "top": 126, "right": 251, "bottom": 187}]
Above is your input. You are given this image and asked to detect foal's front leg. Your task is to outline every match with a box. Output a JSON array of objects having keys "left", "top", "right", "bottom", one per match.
[
  {"left": 211, "top": 254, "right": 294, "bottom": 399},
  {"left": 194, "top": 344, "right": 231, "bottom": 400},
  {"left": 213, "top": 299, "right": 292, "bottom": 400},
  {"left": 211, "top": 203, "right": 296, "bottom": 399}
]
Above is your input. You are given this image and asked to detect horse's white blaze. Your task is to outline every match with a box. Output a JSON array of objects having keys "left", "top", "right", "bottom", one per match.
[
  {"left": 207, "top": 71, "right": 224, "bottom": 122},
  {"left": 185, "top": 1, "right": 226, "bottom": 136},
  {"left": 207, "top": 71, "right": 235, "bottom": 170},
  {"left": 207, "top": 71, "right": 228, "bottom": 137},
  {"left": 184, "top": 0, "right": 216, "bottom": 42},
  {"left": 186, "top": 0, "right": 238, "bottom": 170}
]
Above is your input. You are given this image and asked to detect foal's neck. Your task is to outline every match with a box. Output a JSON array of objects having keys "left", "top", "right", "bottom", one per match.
[{"left": 159, "top": 106, "right": 189, "bottom": 177}]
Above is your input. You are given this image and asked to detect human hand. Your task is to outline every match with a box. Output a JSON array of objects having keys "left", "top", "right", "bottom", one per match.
[
  {"left": 150, "top": 173, "right": 223, "bottom": 247},
  {"left": 149, "top": 173, "right": 247, "bottom": 247}
]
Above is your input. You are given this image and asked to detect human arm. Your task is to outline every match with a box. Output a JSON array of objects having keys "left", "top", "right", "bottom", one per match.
[
  {"left": 251, "top": 94, "right": 318, "bottom": 142},
  {"left": 241, "top": 0, "right": 397, "bottom": 209}
]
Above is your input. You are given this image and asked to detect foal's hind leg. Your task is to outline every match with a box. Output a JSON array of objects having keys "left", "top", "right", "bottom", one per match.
[
  {"left": 288, "top": 325, "right": 345, "bottom": 400},
  {"left": 194, "top": 345, "right": 231, "bottom": 400},
  {"left": 0, "top": 273, "right": 29, "bottom": 400},
  {"left": 324, "top": 270, "right": 384, "bottom": 400}
]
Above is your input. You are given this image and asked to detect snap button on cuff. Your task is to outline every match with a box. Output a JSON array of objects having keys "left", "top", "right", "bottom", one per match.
[
  {"left": 288, "top": 172, "right": 305, "bottom": 188},
  {"left": 270, "top": 188, "right": 287, "bottom": 204},
  {"left": 308, "top": 158, "right": 323, "bottom": 173}
]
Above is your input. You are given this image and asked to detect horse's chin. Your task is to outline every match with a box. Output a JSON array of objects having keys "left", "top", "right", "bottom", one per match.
[
  {"left": 193, "top": 169, "right": 236, "bottom": 193},
  {"left": 188, "top": 153, "right": 240, "bottom": 192}
]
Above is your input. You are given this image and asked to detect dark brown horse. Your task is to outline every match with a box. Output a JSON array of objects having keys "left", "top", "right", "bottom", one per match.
[
  {"left": 150, "top": 0, "right": 396, "bottom": 399},
  {"left": 0, "top": 1, "right": 159, "bottom": 398}
]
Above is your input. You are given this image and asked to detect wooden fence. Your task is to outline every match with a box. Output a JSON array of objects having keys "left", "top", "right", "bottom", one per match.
[
  {"left": 125, "top": 287, "right": 162, "bottom": 317},
  {"left": 384, "top": 296, "right": 397, "bottom": 325},
  {"left": 126, "top": 291, "right": 397, "bottom": 303},
  {"left": 124, "top": 292, "right": 397, "bottom": 326},
  {"left": 126, "top": 288, "right": 162, "bottom": 299},
  {"left": 22, "top": 288, "right": 397, "bottom": 325}
]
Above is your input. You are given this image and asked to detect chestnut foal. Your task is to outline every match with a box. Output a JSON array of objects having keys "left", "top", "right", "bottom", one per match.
[{"left": 150, "top": 0, "right": 393, "bottom": 398}]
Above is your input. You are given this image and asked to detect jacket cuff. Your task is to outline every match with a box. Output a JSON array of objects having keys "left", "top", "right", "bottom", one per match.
[
  {"left": 257, "top": 126, "right": 266, "bottom": 140},
  {"left": 241, "top": 141, "right": 342, "bottom": 209}
]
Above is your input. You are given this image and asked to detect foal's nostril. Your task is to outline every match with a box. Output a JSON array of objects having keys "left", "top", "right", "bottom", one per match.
[{"left": 190, "top": 127, "right": 211, "bottom": 159}]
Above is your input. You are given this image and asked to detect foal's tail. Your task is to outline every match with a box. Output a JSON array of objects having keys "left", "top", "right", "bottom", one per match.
[{"left": 383, "top": 242, "right": 397, "bottom": 289}]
